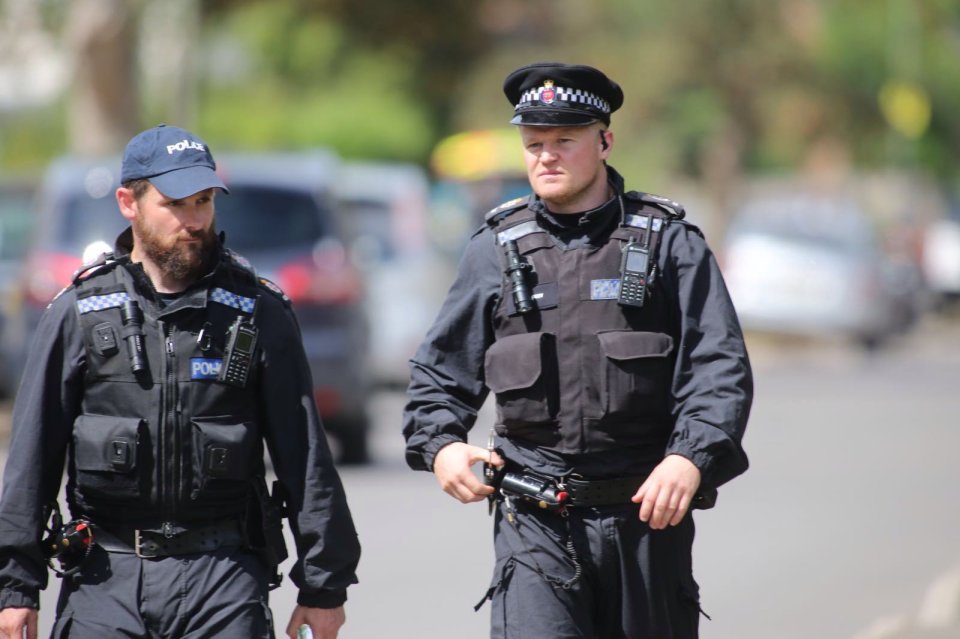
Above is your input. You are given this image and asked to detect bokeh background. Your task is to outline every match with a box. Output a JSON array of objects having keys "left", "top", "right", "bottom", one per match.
[{"left": 1, "top": 2, "right": 959, "bottom": 638}]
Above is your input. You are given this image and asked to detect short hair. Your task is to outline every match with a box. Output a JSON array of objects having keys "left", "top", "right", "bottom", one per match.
[{"left": 121, "top": 179, "right": 152, "bottom": 201}]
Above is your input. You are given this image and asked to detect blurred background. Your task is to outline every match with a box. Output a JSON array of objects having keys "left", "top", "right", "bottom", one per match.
[{"left": 1, "top": 1, "right": 959, "bottom": 638}]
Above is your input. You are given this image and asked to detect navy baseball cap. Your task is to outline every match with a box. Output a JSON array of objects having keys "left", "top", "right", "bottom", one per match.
[
  {"left": 503, "top": 62, "right": 623, "bottom": 127},
  {"left": 120, "top": 124, "right": 228, "bottom": 199}
]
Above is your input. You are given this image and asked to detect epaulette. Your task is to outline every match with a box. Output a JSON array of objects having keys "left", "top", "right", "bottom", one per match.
[
  {"left": 258, "top": 277, "right": 291, "bottom": 305},
  {"left": 224, "top": 248, "right": 258, "bottom": 283},
  {"left": 624, "top": 191, "right": 686, "bottom": 220},
  {"left": 71, "top": 252, "right": 118, "bottom": 285},
  {"left": 484, "top": 195, "right": 530, "bottom": 227}
]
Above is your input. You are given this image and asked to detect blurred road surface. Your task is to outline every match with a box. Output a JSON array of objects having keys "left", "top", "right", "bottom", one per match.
[{"left": 3, "top": 315, "right": 959, "bottom": 639}]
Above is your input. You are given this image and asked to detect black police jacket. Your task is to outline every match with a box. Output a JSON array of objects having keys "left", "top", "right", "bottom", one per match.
[
  {"left": 0, "top": 229, "right": 359, "bottom": 609},
  {"left": 403, "top": 166, "right": 752, "bottom": 487}
]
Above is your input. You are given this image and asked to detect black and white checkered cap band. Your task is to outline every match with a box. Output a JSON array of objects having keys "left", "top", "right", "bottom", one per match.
[
  {"left": 76, "top": 292, "right": 131, "bottom": 314},
  {"left": 517, "top": 86, "right": 611, "bottom": 114},
  {"left": 210, "top": 287, "right": 256, "bottom": 313}
]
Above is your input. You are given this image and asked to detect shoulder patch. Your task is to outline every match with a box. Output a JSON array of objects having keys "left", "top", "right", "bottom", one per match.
[
  {"left": 225, "top": 248, "right": 258, "bottom": 279},
  {"left": 259, "top": 277, "right": 290, "bottom": 304},
  {"left": 484, "top": 195, "right": 530, "bottom": 226},
  {"left": 49, "top": 285, "right": 73, "bottom": 307},
  {"left": 624, "top": 191, "right": 686, "bottom": 219}
]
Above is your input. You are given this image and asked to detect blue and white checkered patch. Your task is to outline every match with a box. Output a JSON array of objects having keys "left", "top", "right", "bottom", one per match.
[
  {"left": 624, "top": 214, "right": 663, "bottom": 232},
  {"left": 497, "top": 220, "right": 541, "bottom": 245},
  {"left": 209, "top": 287, "right": 255, "bottom": 313},
  {"left": 76, "top": 292, "right": 130, "bottom": 314},
  {"left": 590, "top": 279, "right": 621, "bottom": 300}
]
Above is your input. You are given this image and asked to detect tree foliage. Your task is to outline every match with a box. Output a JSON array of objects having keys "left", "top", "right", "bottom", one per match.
[{"left": 2, "top": 0, "right": 959, "bottom": 188}]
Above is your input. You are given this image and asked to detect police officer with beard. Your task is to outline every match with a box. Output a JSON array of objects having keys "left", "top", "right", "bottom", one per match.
[
  {"left": 0, "top": 125, "right": 360, "bottom": 639},
  {"left": 403, "top": 63, "right": 752, "bottom": 638}
]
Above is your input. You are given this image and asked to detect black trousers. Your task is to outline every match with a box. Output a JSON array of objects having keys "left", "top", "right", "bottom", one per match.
[
  {"left": 487, "top": 500, "right": 701, "bottom": 639},
  {"left": 50, "top": 545, "right": 274, "bottom": 638}
]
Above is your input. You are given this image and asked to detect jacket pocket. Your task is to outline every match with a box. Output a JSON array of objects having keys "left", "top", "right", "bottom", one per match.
[
  {"left": 190, "top": 417, "right": 259, "bottom": 500},
  {"left": 484, "top": 332, "right": 558, "bottom": 426},
  {"left": 73, "top": 414, "right": 143, "bottom": 502},
  {"left": 597, "top": 331, "right": 674, "bottom": 418}
]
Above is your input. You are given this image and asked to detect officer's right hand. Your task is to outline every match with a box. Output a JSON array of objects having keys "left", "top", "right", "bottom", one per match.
[
  {"left": 0, "top": 606, "right": 37, "bottom": 639},
  {"left": 433, "top": 442, "right": 504, "bottom": 504}
]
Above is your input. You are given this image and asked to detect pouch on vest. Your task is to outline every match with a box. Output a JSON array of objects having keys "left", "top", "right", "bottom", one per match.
[
  {"left": 484, "top": 332, "right": 559, "bottom": 430},
  {"left": 73, "top": 414, "right": 144, "bottom": 503},
  {"left": 190, "top": 417, "right": 259, "bottom": 502},
  {"left": 596, "top": 331, "right": 674, "bottom": 418}
]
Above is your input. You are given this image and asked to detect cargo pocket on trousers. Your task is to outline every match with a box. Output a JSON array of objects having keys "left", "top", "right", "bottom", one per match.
[
  {"left": 485, "top": 332, "right": 558, "bottom": 427},
  {"left": 475, "top": 557, "right": 516, "bottom": 611},
  {"left": 190, "top": 417, "right": 258, "bottom": 501},
  {"left": 596, "top": 331, "right": 673, "bottom": 418},
  {"left": 73, "top": 414, "right": 143, "bottom": 502}
]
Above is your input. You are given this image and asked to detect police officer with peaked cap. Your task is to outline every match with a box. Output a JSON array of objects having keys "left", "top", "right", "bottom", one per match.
[
  {"left": 0, "top": 124, "right": 360, "bottom": 639},
  {"left": 403, "top": 62, "right": 752, "bottom": 637}
]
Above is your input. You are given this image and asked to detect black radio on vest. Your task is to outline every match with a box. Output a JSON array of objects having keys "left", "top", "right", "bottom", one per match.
[
  {"left": 618, "top": 239, "right": 650, "bottom": 308},
  {"left": 504, "top": 239, "right": 535, "bottom": 314},
  {"left": 219, "top": 315, "right": 258, "bottom": 387},
  {"left": 119, "top": 299, "right": 147, "bottom": 373}
]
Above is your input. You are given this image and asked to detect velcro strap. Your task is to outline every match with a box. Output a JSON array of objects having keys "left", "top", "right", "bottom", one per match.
[
  {"left": 564, "top": 475, "right": 646, "bottom": 507},
  {"left": 94, "top": 521, "right": 244, "bottom": 557}
]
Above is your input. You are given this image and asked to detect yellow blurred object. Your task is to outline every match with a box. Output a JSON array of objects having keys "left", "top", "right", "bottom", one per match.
[
  {"left": 878, "top": 80, "right": 931, "bottom": 140},
  {"left": 430, "top": 129, "right": 527, "bottom": 180}
]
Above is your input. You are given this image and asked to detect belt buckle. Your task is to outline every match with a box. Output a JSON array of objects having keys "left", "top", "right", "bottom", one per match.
[{"left": 134, "top": 529, "right": 159, "bottom": 558}]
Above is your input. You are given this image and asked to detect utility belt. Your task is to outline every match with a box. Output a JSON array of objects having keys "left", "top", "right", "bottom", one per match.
[
  {"left": 491, "top": 467, "right": 646, "bottom": 512},
  {"left": 491, "top": 467, "right": 716, "bottom": 513},
  {"left": 93, "top": 520, "right": 245, "bottom": 558}
]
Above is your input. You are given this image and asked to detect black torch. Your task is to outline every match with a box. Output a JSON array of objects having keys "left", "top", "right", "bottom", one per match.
[
  {"left": 119, "top": 299, "right": 147, "bottom": 374},
  {"left": 504, "top": 239, "right": 534, "bottom": 314}
]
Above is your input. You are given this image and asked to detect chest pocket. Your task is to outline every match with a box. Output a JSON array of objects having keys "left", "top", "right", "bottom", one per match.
[
  {"left": 189, "top": 417, "right": 259, "bottom": 501},
  {"left": 484, "top": 332, "right": 559, "bottom": 429},
  {"left": 596, "top": 331, "right": 674, "bottom": 418},
  {"left": 73, "top": 414, "right": 144, "bottom": 503}
]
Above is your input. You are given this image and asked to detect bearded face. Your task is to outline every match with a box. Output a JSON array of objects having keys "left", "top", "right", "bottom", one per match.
[{"left": 132, "top": 213, "right": 219, "bottom": 283}]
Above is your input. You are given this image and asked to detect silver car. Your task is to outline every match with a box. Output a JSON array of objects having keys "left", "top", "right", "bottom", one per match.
[{"left": 722, "top": 195, "right": 904, "bottom": 349}]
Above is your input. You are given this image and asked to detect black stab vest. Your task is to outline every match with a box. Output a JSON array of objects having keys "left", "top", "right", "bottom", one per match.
[
  {"left": 484, "top": 197, "right": 679, "bottom": 455},
  {"left": 69, "top": 257, "right": 265, "bottom": 526}
]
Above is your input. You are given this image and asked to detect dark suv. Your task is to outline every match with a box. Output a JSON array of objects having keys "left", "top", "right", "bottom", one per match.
[{"left": 1, "top": 152, "right": 371, "bottom": 462}]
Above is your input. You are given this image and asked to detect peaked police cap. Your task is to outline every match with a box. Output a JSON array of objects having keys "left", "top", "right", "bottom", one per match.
[{"left": 503, "top": 62, "right": 624, "bottom": 127}]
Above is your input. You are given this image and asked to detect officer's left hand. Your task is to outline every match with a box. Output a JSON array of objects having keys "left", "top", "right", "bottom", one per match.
[
  {"left": 286, "top": 605, "right": 345, "bottom": 639},
  {"left": 631, "top": 454, "right": 701, "bottom": 529}
]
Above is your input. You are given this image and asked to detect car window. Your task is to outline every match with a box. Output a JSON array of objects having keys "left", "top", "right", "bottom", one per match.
[
  {"left": 59, "top": 193, "right": 128, "bottom": 253},
  {"left": 216, "top": 185, "right": 329, "bottom": 251},
  {"left": 0, "top": 188, "right": 36, "bottom": 260},
  {"left": 56, "top": 185, "right": 330, "bottom": 253},
  {"left": 338, "top": 198, "right": 397, "bottom": 261}
]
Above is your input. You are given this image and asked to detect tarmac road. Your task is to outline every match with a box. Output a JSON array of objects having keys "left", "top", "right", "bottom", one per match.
[{"left": 4, "top": 315, "right": 960, "bottom": 638}]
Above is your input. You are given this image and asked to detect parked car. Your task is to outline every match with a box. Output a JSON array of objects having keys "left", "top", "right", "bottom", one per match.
[
  {"left": 721, "top": 195, "right": 907, "bottom": 349},
  {"left": 333, "top": 161, "right": 448, "bottom": 387},
  {"left": 922, "top": 209, "right": 960, "bottom": 306},
  {"left": 1, "top": 152, "right": 372, "bottom": 462},
  {"left": 0, "top": 177, "right": 38, "bottom": 396}
]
